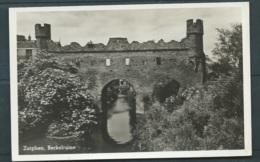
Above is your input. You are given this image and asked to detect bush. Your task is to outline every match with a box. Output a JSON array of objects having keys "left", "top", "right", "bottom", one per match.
[
  {"left": 133, "top": 101, "right": 203, "bottom": 151},
  {"left": 133, "top": 80, "right": 244, "bottom": 151},
  {"left": 18, "top": 51, "right": 97, "bottom": 138}
]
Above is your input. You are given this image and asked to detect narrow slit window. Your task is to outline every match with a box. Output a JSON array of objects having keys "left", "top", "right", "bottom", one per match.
[
  {"left": 106, "top": 59, "right": 111, "bottom": 66},
  {"left": 156, "top": 57, "right": 161, "bottom": 65},
  {"left": 125, "top": 58, "right": 130, "bottom": 65}
]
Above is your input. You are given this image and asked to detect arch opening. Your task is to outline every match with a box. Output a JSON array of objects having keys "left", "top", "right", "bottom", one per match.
[
  {"left": 188, "top": 60, "right": 195, "bottom": 67},
  {"left": 152, "top": 78, "right": 180, "bottom": 103},
  {"left": 101, "top": 79, "right": 136, "bottom": 145}
]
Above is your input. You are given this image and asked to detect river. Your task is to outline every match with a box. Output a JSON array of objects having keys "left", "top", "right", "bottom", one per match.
[
  {"left": 90, "top": 94, "right": 137, "bottom": 153},
  {"left": 106, "top": 95, "right": 134, "bottom": 144}
]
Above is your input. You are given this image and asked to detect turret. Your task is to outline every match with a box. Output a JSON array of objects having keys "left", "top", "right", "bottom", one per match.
[
  {"left": 187, "top": 19, "right": 203, "bottom": 35},
  {"left": 186, "top": 19, "right": 206, "bottom": 83},
  {"left": 186, "top": 19, "right": 204, "bottom": 55},
  {"left": 35, "top": 23, "right": 51, "bottom": 39},
  {"left": 35, "top": 23, "right": 51, "bottom": 49}
]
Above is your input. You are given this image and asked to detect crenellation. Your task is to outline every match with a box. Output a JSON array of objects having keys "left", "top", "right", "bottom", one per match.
[
  {"left": 58, "top": 38, "right": 188, "bottom": 52},
  {"left": 35, "top": 23, "right": 51, "bottom": 49},
  {"left": 187, "top": 19, "right": 203, "bottom": 35},
  {"left": 35, "top": 23, "right": 51, "bottom": 39}
]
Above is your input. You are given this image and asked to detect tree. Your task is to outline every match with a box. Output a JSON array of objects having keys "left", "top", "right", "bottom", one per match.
[
  {"left": 18, "top": 51, "right": 97, "bottom": 138},
  {"left": 211, "top": 23, "right": 242, "bottom": 77},
  {"left": 210, "top": 23, "right": 244, "bottom": 120},
  {"left": 133, "top": 24, "right": 244, "bottom": 151}
]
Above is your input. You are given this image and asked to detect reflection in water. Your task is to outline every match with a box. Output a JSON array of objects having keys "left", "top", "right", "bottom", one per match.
[
  {"left": 107, "top": 96, "right": 133, "bottom": 144},
  {"left": 101, "top": 79, "right": 136, "bottom": 149}
]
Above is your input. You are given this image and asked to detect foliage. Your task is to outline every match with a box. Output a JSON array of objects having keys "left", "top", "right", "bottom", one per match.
[
  {"left": 79, "top": 69, "right": 99, "bottom": 91},
  {"left": 163, "top": 85, "right": 197, "bottom": 112},
  {"left": 133, "top": 81, "right": 244, "bottom": 151},
  {"left": 210, "top": 23, "right": 242, "bottom": 77},
  {"left": 18, "top": 51, "right": 97, "bottom": 138},
  {"left": 133, "top": 24, "right": 244, "bottom": 151}
]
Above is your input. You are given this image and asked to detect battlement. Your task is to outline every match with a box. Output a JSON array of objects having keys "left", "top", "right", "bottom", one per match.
[
  {"left": 59, "top": 38, "right": 188, "bottom": 52},
  {"left": 31, "top": 19, "right": 204, "bottom": 59},
  {"left": 187, "top": 19, "right": 203, "bottom": 35},
  {"left": 35, "top": 23, "right": 51, "bottom": 39}
]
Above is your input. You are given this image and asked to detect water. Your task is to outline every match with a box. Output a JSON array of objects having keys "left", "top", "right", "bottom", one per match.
[{"left": 106, "top": 96, "right": 134, "bottom": 144}]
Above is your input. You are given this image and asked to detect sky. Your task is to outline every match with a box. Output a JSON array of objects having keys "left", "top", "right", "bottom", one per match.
[{"left": 17, "top": 6, "right": 242, "bottom": 58}]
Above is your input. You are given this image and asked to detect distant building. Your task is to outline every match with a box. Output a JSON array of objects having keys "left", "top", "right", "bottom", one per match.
[
  {"left": 17, "top": 23, "right": 61, "bottom": 60},
  {"left": 17, "top": 35, "right": 37, "bottom": 60}
]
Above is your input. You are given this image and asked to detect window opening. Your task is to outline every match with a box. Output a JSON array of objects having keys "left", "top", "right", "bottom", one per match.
[
  {"left": 125, "top": 58, "right": 130, "bottom": 65},
  {"left": 106, "top": 59, "right": 111, "bottom": 66},
  {"left": 156, "top": 57, "right": 161, "bottom": 65}
]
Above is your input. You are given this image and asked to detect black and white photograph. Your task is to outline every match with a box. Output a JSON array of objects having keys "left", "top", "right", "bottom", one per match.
[{"left": 9, "top": 2, "right": 251, "bottom": 161}]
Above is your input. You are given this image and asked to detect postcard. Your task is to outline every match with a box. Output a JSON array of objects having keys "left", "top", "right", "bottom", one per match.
[{"left": 9, "top": 2, "right": 251, "bottom": 161}]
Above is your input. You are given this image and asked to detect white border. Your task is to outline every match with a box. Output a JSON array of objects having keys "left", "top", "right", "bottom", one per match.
[{"left": 9, "top": 2, "right": 251, "bottom": 161}]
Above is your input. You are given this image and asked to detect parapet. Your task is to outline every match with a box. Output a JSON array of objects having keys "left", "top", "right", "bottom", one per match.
[
  {"left": 35, "top": 23, "right": 51, "bottom": 39},
  {"left": 187, "top": 19, "right": 203, "bottom": 35},
  {"left": 59, "top": 38, "right": 188, "bottom": 52}
]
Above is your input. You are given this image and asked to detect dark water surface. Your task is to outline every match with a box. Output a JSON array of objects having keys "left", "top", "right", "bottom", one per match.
[{"left": 92, "top": 94, "right": 137, "bottom": 153}]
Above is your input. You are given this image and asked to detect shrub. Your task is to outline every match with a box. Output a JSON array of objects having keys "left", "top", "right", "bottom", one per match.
[
  {"left": 133, "top": 81, "right": 244, "bottom": 151},
  {"left": 18, "top": 51, "right": 97, "bottom": 138}
]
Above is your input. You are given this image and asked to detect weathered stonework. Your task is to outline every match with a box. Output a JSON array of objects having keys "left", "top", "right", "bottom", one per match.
[{"left": 18, "top": 19, "right": 207, "bottom": 113}]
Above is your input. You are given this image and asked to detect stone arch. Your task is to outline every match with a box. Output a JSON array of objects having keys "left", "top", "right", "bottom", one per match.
[
  {"left": 188, "top": 60, "right": 195, "bottom": 67},
  {"left": 101, "top": 78, "right": 136, "bottom": 145},
  {"left": 152, "top": 77, "right": 180, "bottom": 103},
  {"left": 99, "top": 78, "right": 136, "bottom": 96},
  {"left": 101, "top": 79, "right": 136, "bottom": 110}
]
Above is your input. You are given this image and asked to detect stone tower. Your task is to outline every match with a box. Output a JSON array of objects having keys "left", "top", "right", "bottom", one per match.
[
  {"left": 35, "top": 23, "right": 51, "bottom": 50},
  {"left": 186, "top": 19, "right": 206, "bottom": 83}
]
